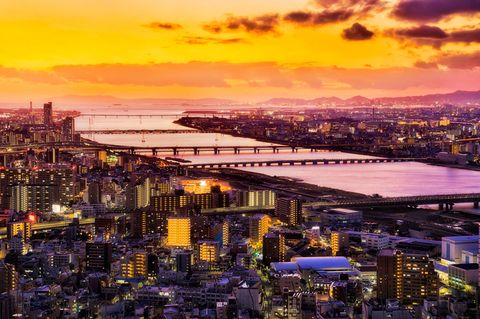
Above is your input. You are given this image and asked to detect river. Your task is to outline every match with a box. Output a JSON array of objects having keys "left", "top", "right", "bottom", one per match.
[{"left": 76, "top": 111, "right": 480, "bottom": 197}]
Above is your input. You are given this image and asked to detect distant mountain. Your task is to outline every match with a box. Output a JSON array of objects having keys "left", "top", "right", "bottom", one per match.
[
  {"left": 52, "top": 95, "right": 238, "bottom": 108},
  {"left": 260, "top": 90, "right": 480, "bottom": 106},
  {"left": 374, "top": 90, "right": 480, "bottom": 105}
]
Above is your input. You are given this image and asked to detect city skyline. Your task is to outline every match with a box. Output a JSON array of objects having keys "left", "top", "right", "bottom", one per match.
[{"left": 1, "top": 0, "right": 480, "bottom": 103}]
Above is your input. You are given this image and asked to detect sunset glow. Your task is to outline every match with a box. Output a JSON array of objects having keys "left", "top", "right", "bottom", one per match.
[{"left": 1, "top": 0, "right": 479, "bottom": 103}]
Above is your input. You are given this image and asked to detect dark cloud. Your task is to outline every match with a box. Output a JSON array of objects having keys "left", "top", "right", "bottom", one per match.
[
  {"left": 284, "top": 9, "right": 353, "bottom": 25},
  {"left": 391, "top": 26, "right": 480, "bottom": 47},
  {"left": 342, "top": 23, "right": 374, "bottom": 40},
  {"left": 392, "top": 0, "right": 480, "bottom": 22},
  {"left": 396, "top": 25, "right": 448, "bottom": 39},
  {"left": 179, "top": 36, "right": 245, "bottom": 45},
  {"left": 436, "top": 51, "right": 480, "bottom": 69},
  {"left": 414, "top": 61, "right": 439, "bottom": 69},
  {"left": 450, "top": 29, "right": 480, "bottom": 43},
  {"left": 145, "top": 22, "right": 182, "bottom": 30},
  {"left": 203, "top": 14, "right": 279, "bottom": 34}
]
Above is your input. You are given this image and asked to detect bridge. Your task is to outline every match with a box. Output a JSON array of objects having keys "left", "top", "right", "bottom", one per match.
[
  {"left": 78, "top": 113, "right": 232, "bottom": 118},
  {"left": 303, "top": 193, "right": 480, "bottom": 210},
  {"left": 0, "top": 218, "right": 95, "bottom": 237},
  {"left": 77, "top": 129, "right": 214, "bottom": 135},
  {"left": 182, "top": 157, "right": 412, "bottom": 169},
  {"left": 200, "top": 193, "right": 480, "bottom": 215}
]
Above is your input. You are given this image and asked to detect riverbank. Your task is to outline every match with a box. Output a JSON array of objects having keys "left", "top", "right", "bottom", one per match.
[{"left": 189, "top": 167, "right": 369, "bottom": 201}]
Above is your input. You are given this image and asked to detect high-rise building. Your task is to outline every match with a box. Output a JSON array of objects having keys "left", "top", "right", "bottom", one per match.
[
  {"left": 121, "top": 252, "right": 147, "bottom": 278},
  {"left": 331, "top": 232, "right": 349, "bottom": 256},
  {"left": 176, "top": 251, "right": 193, "bottom": 272},
  {"left": 86, "top": 242, "right": 112, "bottom": 272},
  {"left": 377, "top": 249, "right": 438, "bottom": 305},
  {"left": 198, "top": 241, "right": 220, "bottom": 263},
  {"left": 0, "top": 168, "right": 74, "bottom": 210},
  {"left": 87, "top": 181, "right": 102, "bottom": 204},
  {"left": 249, "top": 214, "right": 271, "bottom": 245},
  {"left": 10, "top": 184, "right": 57, "bottom": 213},
  {"left": 0, "top": 262, "right": 17, "bottom": 294},
  {"left": 167, "top": 217, "right": 191, "bottom": 247},
  {"left": 62, "top": 117, "right": 75, "bottom": 141},
  {"left": 236, "top": 190, "right": 276, "bottom": 207},
  {"left": 276, "top": 197, "right": 302, "bottom": 226},
  {"left": 7, "top": 221, "right": 31, "bottom": 240},
  {"left": 43, "top": 102, "right": 53, "bottom": 126},
  {"left": 213, "top": 222, "right": 229, "bottom": 247},
  {"left": 262, "top": 232, "right": 286, "bottom": 265}
]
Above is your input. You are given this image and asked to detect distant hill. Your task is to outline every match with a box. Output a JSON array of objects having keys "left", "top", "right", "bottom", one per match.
[
  {"left": 52, "top": 95, "right": 238, "bottom": 108},
  {"left": 260, "top": 90, "right": 480, "bottom": 106}
]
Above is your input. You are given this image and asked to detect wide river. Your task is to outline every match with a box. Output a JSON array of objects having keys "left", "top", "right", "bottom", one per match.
[{"left": 76, "top": 111, "right": 480, "bottom": 197}]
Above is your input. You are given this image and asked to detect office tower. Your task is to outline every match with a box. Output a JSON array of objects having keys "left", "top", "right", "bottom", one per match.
[
  {"left": 249, "top": 214, "right": 271, "bottom": 245},
  {"left": 167, "top": 217, "right": 191, "bottom": 247},
  {"left": 7, "top": 221, "right": 31, "bottom": 240},
  {"left": 276, "top": 197, "right": 302, "bottom": 226},
  {"left": 62, "top": 116, "right": 75, "bottom": 141},
  {"left": 377, "top": 249, "right": 438, "bottom": 305},
  {"left": 0, "top": 262, "right": 17, "bottom": 293},
  {"left": 198, "top": 241, "right": 220, "bottom": 263},
  {"left": 213, "top": 222, "right": 229, "bottom": 247},
  {"left": 147, "top": 253, "right": 159, "bottom": 278},
  {"left": 331, "top": 232, "right": 349, "bottom": 256},
  {"left": 46, "top": 148, "right": 60, "bottom": 164},
  {"left": 176, "top": 251, "right": 193, "bottom": 272},
  {"left": 236, "top": 190, "right": 276, "bottom": 207},
  {"left": 121, "top": 252, "right": 147, "bottom": 278},
  {"left": 86, "top": 242, "right": 112, "bottom": 272},
  {"left": 191, "top": 215, "right": 210, "bottom": 243},
  {"left": 130, "top": 211, "right": 148, "bottom": 238},
  {"left": 87, "top": 181, "right": 101, "bottom": 205},
  {"left": 43, "top": 102, "right": 53, "bottom": 126},
  {"left": 262, "top": 232, "right": 286, "bottom": 265}
]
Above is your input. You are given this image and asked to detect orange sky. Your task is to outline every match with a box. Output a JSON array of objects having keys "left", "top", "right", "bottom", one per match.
[{"left": 0, "top": 0, "right": 479, "bottom": 104}]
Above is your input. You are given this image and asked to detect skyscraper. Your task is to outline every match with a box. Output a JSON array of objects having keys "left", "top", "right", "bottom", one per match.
[
  {"left": 62, "top": 116, "right": 75, "bottom": 141},
  {"left": 377, "top": 249, "right": 438, "bottom": 305},
  {"left": 43, "top": 102, "right": 53, "bottom": 126},
  {"left": 262, "top": 232, "right": 286, "bottom": 265},
  {"left": 276, "top": 197, "right": 302, "bottom": 226},
  {"left": 249, "top": 214, "right": 271, "bottom": 245},
  {"left": 86, "top": 242, "right": 112, "bottom": 272}
]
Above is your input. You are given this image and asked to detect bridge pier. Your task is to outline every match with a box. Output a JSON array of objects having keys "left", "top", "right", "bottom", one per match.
[
  {"left": 475, "top": 201, "right": 479, "bottom": 209},
  {"left": 214, "top": 148, "right": 219, "bottom": 155},
  {"left": 194, "top": 148, "right": 199, "bottom": 155},
  {"left": 151, "top": 148, "right": 157, "bottom": 156},
  {"left": 172, "top": 148, "right": 178, "bottom": 156},
  {"left": 439, "top": 203, "right": 444, "bottom": 210}
]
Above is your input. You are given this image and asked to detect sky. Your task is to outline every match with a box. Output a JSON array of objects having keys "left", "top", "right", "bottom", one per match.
[{"left": 1, "top": 0, "right": 480, "bottom": 104}]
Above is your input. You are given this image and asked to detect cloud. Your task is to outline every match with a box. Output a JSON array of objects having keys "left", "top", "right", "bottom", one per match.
[
  {"left": 2, "top": 62, "right": 480, "bottom": 94},
  {"left": 179, "top": 36, "right": 245, "bottom": 45},
  {"left": 414, "top": 61, "right": 439, "bottom": 69},
  {"left": 342, "top": 23, "right": 374, "bottom": 40},
  {"left": 203, "top": 14, "right": 279, "bottom": 34},
  {"left": 390, "top": 26, "right": 480, "bottom": 47},
  {"left": 392, "top": 0, "right": 480, "bottom": 22},
  {"left": 284, "top": 9, "right": 354, "bottom": 25},
  {"left": 313, "top": 0, "right": 385, "bottom": 15},
  {"left": 450, "top": 28, "right": 480, "bottom": 43},
  {"left": 144, "top": 22, "right": 183, "bottom": 30},
  {"left": 396, "top": 25, "right": 448, "bottom": 39},
  {"left": 435, "top": 51, "right": 480, "bottom": 69}
]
